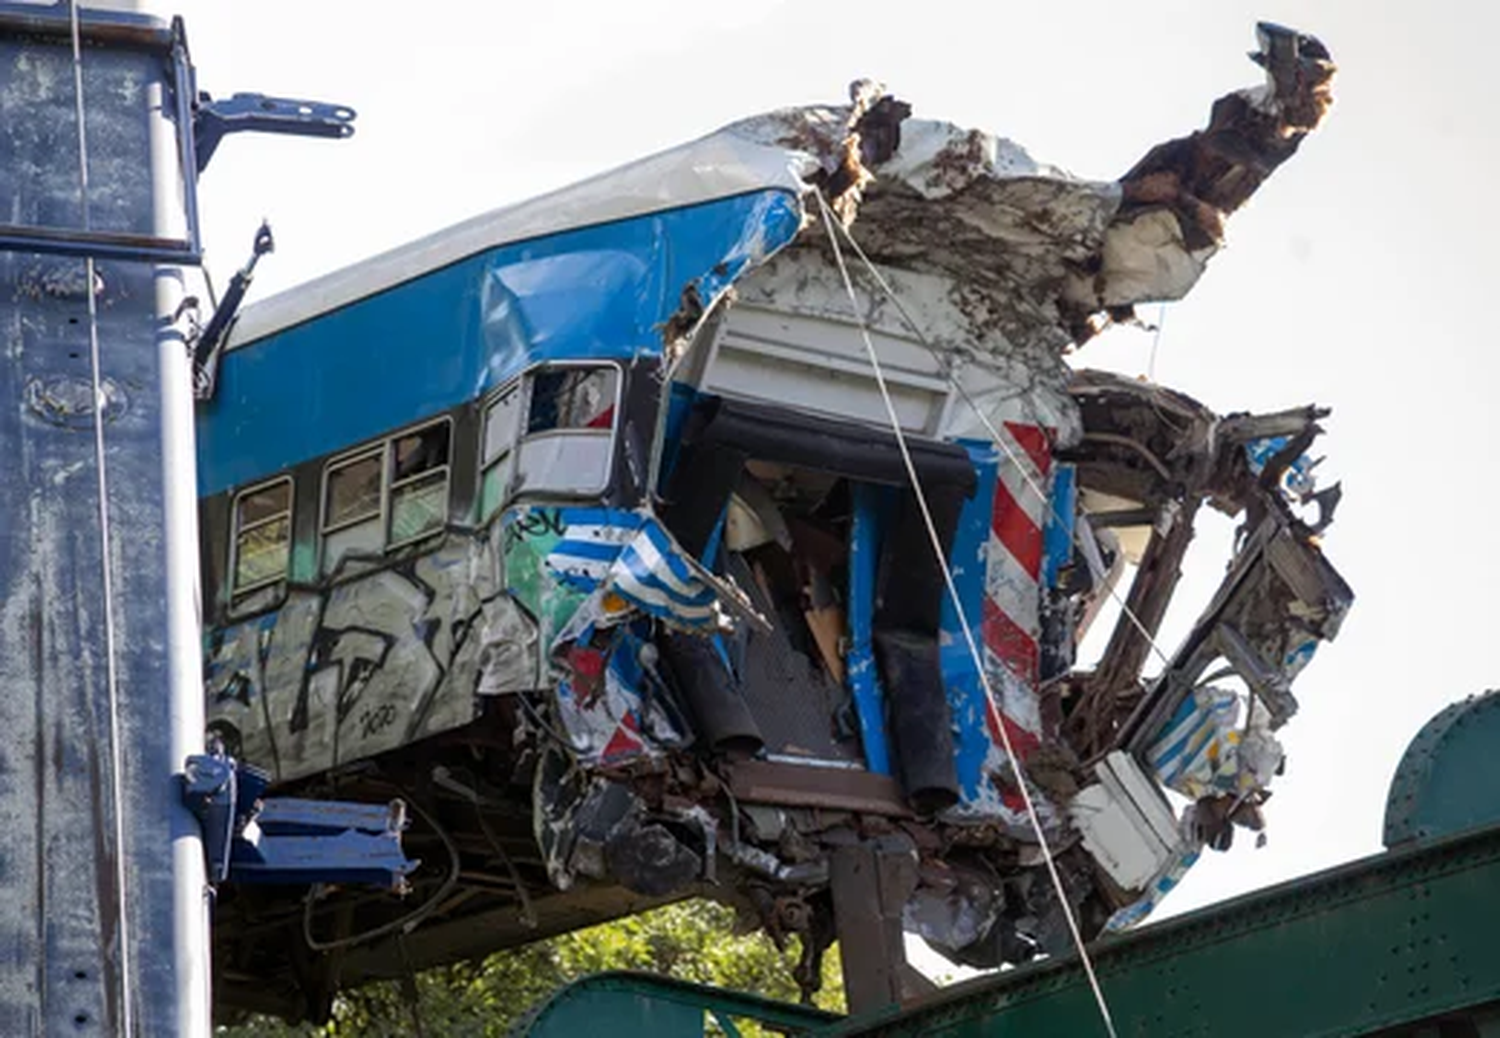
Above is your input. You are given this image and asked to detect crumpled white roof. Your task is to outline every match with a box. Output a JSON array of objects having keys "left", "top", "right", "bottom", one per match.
[{"left": 231, "top": 77, "right": 1289, "bottom": 358}]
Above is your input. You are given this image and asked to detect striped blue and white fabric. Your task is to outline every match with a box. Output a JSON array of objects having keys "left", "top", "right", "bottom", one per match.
[
  {"left": 545, "top": 509, "right": 645, "bottom": 592},
  {"left": 546, "top": 508, "right": 722, "bottom": 632},
  {"left": 1145, "top": 686, "right": 1242, "bottom": 798}
]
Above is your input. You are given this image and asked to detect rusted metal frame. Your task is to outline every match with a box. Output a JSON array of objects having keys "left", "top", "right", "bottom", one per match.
[
  {"left": 1070, "top": 496, "right": 1201, "bottom": 759},
  {"left": 829, "top": 838, "right": 921, "bottom": 1016},
  {"left": 725, "top": 761, "right": 912, "bottom": 818},
  {"left": 1086, "top": 507, "right": 1161, "bottom": 528},
  {"left": 1077, "top": 432, "right": 1174, "bottom": 483},
  {"left": 0, "top": 222, "right": 196, "bottom": 262},
  {"left": 335, "top": 884, "right": 690, "bottom": 981},
  {"left": 0, "top": 1, "right": 173, "bottom": 47},
  {"left": 1117, "top": 510, "right": 1297, "bottom": 754}
]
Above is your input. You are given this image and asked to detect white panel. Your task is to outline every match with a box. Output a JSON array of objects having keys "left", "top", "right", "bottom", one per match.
[
  {"left": 324, "top": 519, "right": 382, "bottom": 576},
  {"left": 1099, "top": 750, "right": 1182, "bottom": 849},
  {"left": 1069, "top": 752, "right": 1183, "bottom": 891},
  {"left": 515, "top": 432, "right": 612, "bottom": 496},
  {"left": 705, "top": 303, "right": 950, "bottom": 435}
]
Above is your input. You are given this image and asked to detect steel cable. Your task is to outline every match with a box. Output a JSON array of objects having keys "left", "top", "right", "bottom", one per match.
[{"left": 816, "top": 189, "right": 1119, "bottom": 1038}]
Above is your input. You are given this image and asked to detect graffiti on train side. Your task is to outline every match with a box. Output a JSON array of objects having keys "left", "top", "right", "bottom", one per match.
[{"left": 205, "top": 528, "right": 540, "bottom": 782}]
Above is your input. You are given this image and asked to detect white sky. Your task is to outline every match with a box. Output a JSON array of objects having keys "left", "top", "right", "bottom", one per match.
[{"left": 175, "top": 0, "right": 1498, "bottom": 946}]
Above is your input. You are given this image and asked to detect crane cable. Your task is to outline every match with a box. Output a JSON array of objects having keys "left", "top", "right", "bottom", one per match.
[
  {"left": 68, "top": 4, "right": 137, "bottom": 1034},
  {"left": 815, "top": 189, "right": 1119, "bottom": 1038}
]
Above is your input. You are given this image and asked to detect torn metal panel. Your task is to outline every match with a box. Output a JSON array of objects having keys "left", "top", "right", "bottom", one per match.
[
  {"left": 724, "top": 760, "right": 909, "bottom": 817},
  {"left": 539, "top": 507, "right": 729, "bottom": 634},
  {"left": 723, "top": 107, "right": 1118, "bottom": 363},
  {"left": 1120, "top": 504, "right": 1353, "bottom": 745},
  {"left": 1146, "top": 686, "right": 1283, "bottom": 801},
  {"left": 710, "top": 248, "right": 1084, "bottom": 448},
  {"left": 552, "top": 625, "right": 689, "bottom": 766},
  {"left": 1062, "top": 22, "right": 1336, "bottom": 328},
  {"left": 225, "top": 144, "right": 818, "bottom": 352}
]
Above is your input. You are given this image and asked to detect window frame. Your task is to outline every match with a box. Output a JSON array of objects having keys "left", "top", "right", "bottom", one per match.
[
  {"left": 228, "top": 476, "right": 295, "bottom": 601},
  {"left": 318, "top": 416, "right": 455, "bottom": 574},
  {"left": 387, "top": 421, "right": 454, "bottom": 549},
  {"left": 479, "top": 378, "right": 524, "bottom": 520},
  {"left": 320, "top": 445, "right": 385, "bottom": 537},
  {"left": 479, "top": 361, "right": 622, "bottom": 519}
]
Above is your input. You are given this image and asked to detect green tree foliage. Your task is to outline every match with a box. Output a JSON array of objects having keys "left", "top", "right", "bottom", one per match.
[{"left": 218, "top": 899, "right": 844, "bottom": 1038}]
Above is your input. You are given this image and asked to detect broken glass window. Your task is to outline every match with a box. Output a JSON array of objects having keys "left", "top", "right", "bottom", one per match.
[
  {"left": 527, "top": 367, "right": 617, "bottom": 432},
  {"left": 324, "top": 451, "right": 382, "bottom": 530},
  {"left": 480, "top": 367, "right": 619, "bottom": 512},
  {"left": 391, "top": 471, "right": 448, "bottom": 543},
  {"left": 514, "top": 366, "right": 618, "bottom": 498},
  {"left": 393, "top": 422, "right": 451, "bottom": 482}
]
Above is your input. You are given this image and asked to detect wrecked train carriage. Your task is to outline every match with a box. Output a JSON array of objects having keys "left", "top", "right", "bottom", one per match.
[{"left": 198, "top": 23, "right": 1348, "bottom": 1016}]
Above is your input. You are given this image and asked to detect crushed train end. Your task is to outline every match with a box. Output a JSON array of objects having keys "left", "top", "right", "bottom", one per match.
[{"left": 198, "top": 23, "right": 1346, "bottom": 1018}]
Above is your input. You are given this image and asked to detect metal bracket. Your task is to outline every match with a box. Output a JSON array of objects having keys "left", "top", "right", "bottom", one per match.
[
  {"left": 193, "top": 92, "right": 356, "bottom": 172},
  {"left": 180, "top": 746, "right": 414, "bottom": 889},
  {"left": 192, "top": 220, "right": 274, "bottom": 400}
]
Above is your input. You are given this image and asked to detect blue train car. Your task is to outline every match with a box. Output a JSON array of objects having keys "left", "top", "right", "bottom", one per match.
[{"left": 199, "top": 41, "right": 1352, "bottom": 1019}]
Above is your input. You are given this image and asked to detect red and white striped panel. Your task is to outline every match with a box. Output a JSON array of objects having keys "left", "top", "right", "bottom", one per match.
[{"left": 980, "top": 421, "right": 1051, "bottom": 816}]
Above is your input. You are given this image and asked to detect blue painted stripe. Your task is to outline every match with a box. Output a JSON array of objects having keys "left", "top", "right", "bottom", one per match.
[
  {"left": 614, "top": 531, "right": 717, "bottom": 612},
  {"left": 847, "top": 482, "right": 892, "bottom": 776},
  {"left": 1040, "top": 463, "right": 1075, "bottom": 588},
  {"left": 196, "top": 190, "right": 802, "bottom": 497},
  {"left": 549, "top": 539, "right": 628, "bottom": 563},
  {"left": 624, "top": 522, "right": 707, "bottom": 595},
  {"left": 942, "top": 441, "right": 1000, "bottom": 807},
  {"left": 553, "top": 506, "right": 642, "bottom": 530},
  {"left": 541, "top": 507, "right": 720, "bottom": 629},
  {"left": 615, "top": 568, "right": 716, "bottom": 611}
]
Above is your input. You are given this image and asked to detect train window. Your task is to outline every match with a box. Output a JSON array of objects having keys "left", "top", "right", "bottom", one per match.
[
  {"left": 514, "top": 366, "right": 618, "bottom": 500},
  {"left": 231, "top": 478, "right": 292, "bottom": 597},
  {"left": 321, "top": 420, "right": 453, "bottom": 575},
  {"left": 390, "top": 422, "right": 451, "bottom": 545},
  {"left": 324, "top": 450, "right": 382, "bottom": 531},
  {"left": 479, "top": 366, "right": 619, "bottom": 518},
  {"left": 527, "top": 368, "right": 616, "bottom": 432}
]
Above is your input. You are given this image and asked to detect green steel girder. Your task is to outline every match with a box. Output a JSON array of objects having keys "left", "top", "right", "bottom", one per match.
[
  {"left": 1385, "top": 690, "right": 1500, "bottom": 848},
  {"left": 512, "top": 826, "right": 1500, "bottom": 1037},
  {"left": 824, "top": 824, "right": 1500, "bottom": 1038},
  {"left": 513, "top": 970, "right": 840, "bottom": 1037}
]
